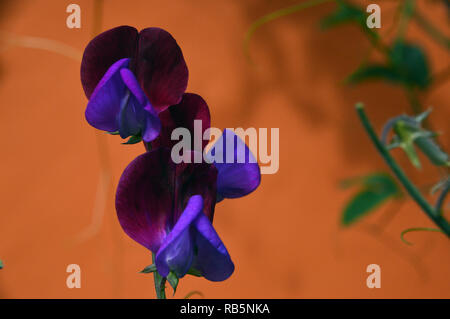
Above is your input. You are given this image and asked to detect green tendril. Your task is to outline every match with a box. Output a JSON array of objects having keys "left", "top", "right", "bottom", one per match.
[
  {"left": 184, "top": 290, "right": 205, "bottom": 299},
  {"left": 243, "top": 0, "right": 333, "bottom": 59},
  {"left": 400, "top": 227, "right": 444, "bottom": 245}
]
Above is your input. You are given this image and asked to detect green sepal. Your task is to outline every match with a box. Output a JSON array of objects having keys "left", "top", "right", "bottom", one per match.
[
  {"left": 414, "top": 109, "right": 431, "bottom": 123},
  {"left": 393, "top": 119, "right": 449, "bottom": 168},
  {"left": 167, "top": 272, "right": 179, "bottom": 296},
  {"left": 107, "top": 131, "right": 120, "bottom": 135},
  {"left": 122, "top": 134, "right": 142, "bottom": 145},
  {"left": 187, "top": 268, "right": 203, "bottom": 277},
  {"left": 415, "top": 135, "right": 449, "bottom": 167},
  {"left": 139, "top": 264, "right": 157, "bottom": 274}
]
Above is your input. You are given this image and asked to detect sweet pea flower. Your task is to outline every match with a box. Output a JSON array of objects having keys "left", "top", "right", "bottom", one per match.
[
  {"left": 116, "top": 130, "right": 260, "bottom": 281},
  {"left": 81, "top": 26, "right": 189, "bottom": 142}
]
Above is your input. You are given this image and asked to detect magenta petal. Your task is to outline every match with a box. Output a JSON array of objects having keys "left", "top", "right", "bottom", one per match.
[
  {"left": 136, "top": 28, "right": 189, "bottom": 112},
  {"left": 85, "top": 58, "right": 129, "bottom": 132},
  {"left": 155, "top": 195, "right": 203, "bottom": 278},
  {"left": 151, "top": 93, "right": 211, "bottom": 150},
  {"left": 115, "top": 149, "right": 174, "bottom": 252},
  {"left": 81, "top": 25, "right": 138, "bottom": 99}
]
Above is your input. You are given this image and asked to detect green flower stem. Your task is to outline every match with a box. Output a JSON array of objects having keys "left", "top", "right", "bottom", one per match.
[
  {"left": 152, "top": 253, "right": 166, "bottom": 299},
  {"left": 244, "top": 0, "right": 334, "bottom": 58},
  {"left": 355, "top": 103, "right": 450, "bottom": 237}
]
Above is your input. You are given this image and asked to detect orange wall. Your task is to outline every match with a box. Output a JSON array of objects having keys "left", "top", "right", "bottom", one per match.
[{"left": 0, "top": 0, "right": 449, "bottom": 298}]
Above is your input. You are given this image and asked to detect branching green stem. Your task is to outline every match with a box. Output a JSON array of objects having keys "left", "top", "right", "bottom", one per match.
[{"left": 355, "top": 104, "right": 450, "bottom": 237}]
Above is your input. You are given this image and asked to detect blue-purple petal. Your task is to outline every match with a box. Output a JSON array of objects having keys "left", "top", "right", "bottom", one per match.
[
  {"left": 142, "top": 106, "right": 162, "bottom": 142},
  {"left": 118, "top": 68, "right": 161, "bottom": 142},
  {"left": 155, "top": 195, "right": 203, "bottom": 278},
  {"left": 85, "top": 58, "right": 129, "bottom": 132},
  {"left": 207, "top": 129, "right": 261, "bottom": 200},
  {"left": 193, "top": 212, "right": 234, "bottom": 281}
]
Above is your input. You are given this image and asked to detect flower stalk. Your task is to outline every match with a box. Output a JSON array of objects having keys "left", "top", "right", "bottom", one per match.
[
  {"left": 355, "top": 103, "right": 450, "bottom": 237},
  {"left": 152, "top": 253, "right": 167, "bottom": 299}
]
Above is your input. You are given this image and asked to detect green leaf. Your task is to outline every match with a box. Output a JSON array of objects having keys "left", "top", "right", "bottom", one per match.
[
  {"left": 320, "top": 0, "right": 378, "bottom": 40},
  {"left": 139, "top": 264, "right": 157, "bottom": 274},
  {"left": 341, "top": 173, "right": 400, "bottom": 226},
  {"left": 347, "top": 64, "right": 402, "bottom": 85},
  {"left": 167, "top": 272, "right": 179, "bottom": 295},
  {"left": 347, "top": 41, "right": 431, "bottom": 89},
  {"left": 122, "top": 134, "right": 142, "bottom": 145},
  {"left": 388, "top": 41, "right": 431, "bottom": 89},
  {"left": 0, "top": 259, "right": 3, "bottom": 269}
]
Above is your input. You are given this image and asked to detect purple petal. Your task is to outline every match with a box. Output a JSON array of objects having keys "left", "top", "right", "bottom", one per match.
[
  {"left": 120, "top": 68, "right": 147, "bottom": 105},
  {"left": 207, "top": 129, "right": 261, "bottom": 200},
  {"left": 136, "top": 28, "right": 188, "bottom": 112},
  {"left": 142, "top": 106, "right": 162, "bottom": 142},
  {"left": 151, "top": 93, "right": 211, "bottom": 150},
  {"left": 193, "top": 213, "right": 234, "bottom": 281},
  {"left": 81, "top": 26, "right": 138, "bottom": 99},
  {"left": 119, "top": 68, "right": 161, "bottom": 142},
  {"left": 85, "top": 58, "right": 129, "bottom": 132},
  {"left": 115, "top": 149, "right": 217, "bottom": 254},
  {"left": 155, "top": 195, "right": 203, "bottom": 278}
]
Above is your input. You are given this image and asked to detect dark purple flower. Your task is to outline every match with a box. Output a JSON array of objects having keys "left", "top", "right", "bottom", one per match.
[
  {"left": 81, "top": 26, "right": 189, "bottom": 142},
  {"left": 116, "top": 130, "right": 260, "bottom": 281}
]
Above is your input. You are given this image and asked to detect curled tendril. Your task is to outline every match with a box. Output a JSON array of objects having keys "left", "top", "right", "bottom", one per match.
[
  {"left": 184, "top": 290, "right": 205, "bottom": 299},
  {"left": 400, "top": 227, "right": 444, "bottom": 245},
  {"left": 243, "top": 0, "right": 332, "bottom": 59}
]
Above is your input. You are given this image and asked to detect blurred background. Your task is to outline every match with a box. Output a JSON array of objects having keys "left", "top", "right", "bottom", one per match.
[{"left": 0, "top": 0, "right": 449, "bottom": 298}]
